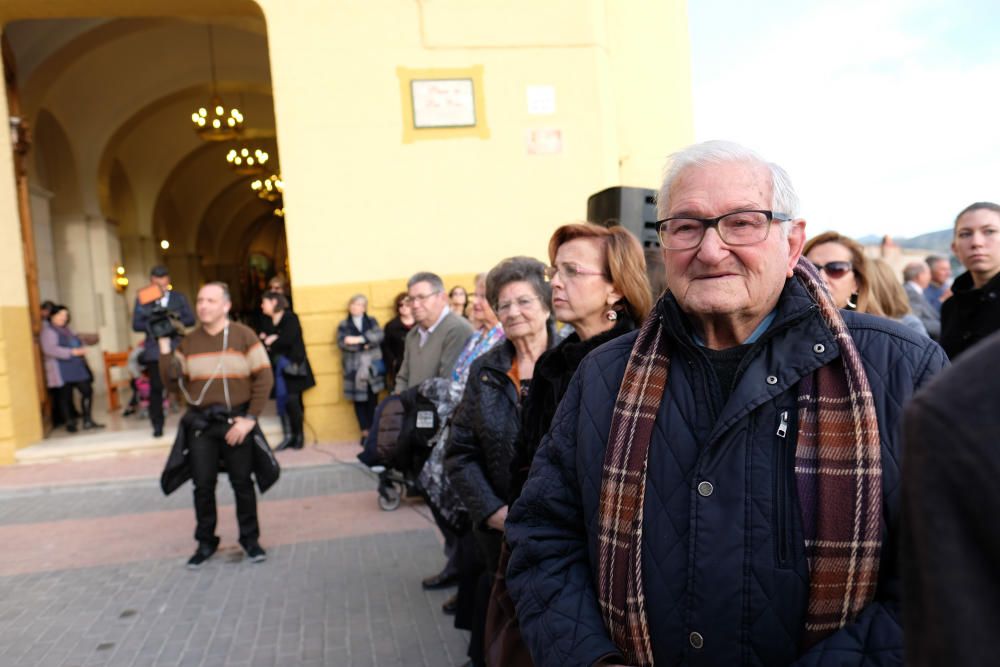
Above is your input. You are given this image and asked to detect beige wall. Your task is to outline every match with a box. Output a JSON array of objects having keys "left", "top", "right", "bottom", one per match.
[{"left": 0, "top": 0, "right": 694, "bottom": 452}]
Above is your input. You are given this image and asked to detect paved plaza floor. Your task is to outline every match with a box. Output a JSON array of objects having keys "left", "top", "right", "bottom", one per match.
[{"left": 0, "top": 443, "right": 470, "bottom": 666}]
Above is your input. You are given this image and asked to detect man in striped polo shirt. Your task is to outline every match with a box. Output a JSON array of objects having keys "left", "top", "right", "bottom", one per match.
[{"left": 159, "top": 281, "right": 274, "bottom": 569}]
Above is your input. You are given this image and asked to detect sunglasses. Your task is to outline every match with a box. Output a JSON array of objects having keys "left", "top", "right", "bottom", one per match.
[{"left": 811, "top": 260, "right": 853, "bottom": 279}]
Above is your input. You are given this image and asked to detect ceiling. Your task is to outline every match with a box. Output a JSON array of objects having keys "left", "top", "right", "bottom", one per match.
[{"left": 6, "top": 16, "right": 281, "bottom": 265}]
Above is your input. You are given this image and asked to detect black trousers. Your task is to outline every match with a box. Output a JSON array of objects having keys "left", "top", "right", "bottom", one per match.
[
  {"left": 144, "top": 361, "right": 165, "bottom": 430},
  {"left": 56, "top": 381, "right": 92, "bottom": 425},
  {"left": 189, "top": 420, "right": 259, "bottom": 546},
  {"left": 352, "top": 388, "right": 377, "bottom": 431}
]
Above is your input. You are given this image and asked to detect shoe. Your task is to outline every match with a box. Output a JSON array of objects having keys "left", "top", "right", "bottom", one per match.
[
  {"left": 441, "top": 593, "right": 458, "bottom": 615},
  {"left": 66, "top": 422, "right": 78, "bottom": 433},
  {"left": 153, "top": 426, "right": 164, "bottom": 437},
  {"left": 242, "top": 540, "right": 267, "bottom": 563},
  {"left": 82, "top": 419, "right": 105, "bottom": 430},
  {"left": 186, "top": 542, "right": 218, "bottom": 570},
  {"left": 422, "top": 570, "right": 459, "bottom": 590}
]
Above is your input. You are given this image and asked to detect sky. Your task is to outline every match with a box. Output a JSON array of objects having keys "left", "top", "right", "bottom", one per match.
[{"left": 687, "top": 0, "right": 1000, "bottom": 240}]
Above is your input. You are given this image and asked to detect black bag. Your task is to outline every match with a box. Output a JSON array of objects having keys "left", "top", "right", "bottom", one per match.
[{"left": 282, "top": 359, "right": 310, "bottom": 377}]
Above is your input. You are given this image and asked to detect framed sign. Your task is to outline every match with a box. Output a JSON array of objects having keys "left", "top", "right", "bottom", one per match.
[{"left": 398, "top": 66, "right": 489, "bottom": 142}]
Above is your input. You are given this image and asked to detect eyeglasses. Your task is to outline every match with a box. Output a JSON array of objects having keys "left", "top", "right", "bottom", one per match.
[
  {"left": 403, "top": 290, "right": 440, "bottom": 306},
  {"left": 656, "top": 210, "right": 791, "bottom": 250},
  {"left": 496, "top": 295, "right": 541, "bottom": 316},
  {"left": 810, "top": 260, "right": 853, "bottom": 279},
  {"left": 544, "top": 262, "right": 606, "bottom": 281}
]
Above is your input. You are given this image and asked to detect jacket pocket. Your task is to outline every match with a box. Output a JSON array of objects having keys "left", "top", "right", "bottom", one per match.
[{"left": 772, "top": 409, "right": 794, "bottom": 568}]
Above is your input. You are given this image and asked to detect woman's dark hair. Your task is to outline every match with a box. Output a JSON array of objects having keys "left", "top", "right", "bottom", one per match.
[
  {"left": 262, "top": 291, "right": 289, "bottom": 312},
  {"left": 393, "top": 291, "right": 408, "bottom": 316},
  {"left": 547, "top": 222, "right": 652, "bottom": 322},
  {"left": 47, "top": 304, "right": 68, "bottom": 322},
  {"left": 485, "top": 256, "right": 551, "bottom": 313}
]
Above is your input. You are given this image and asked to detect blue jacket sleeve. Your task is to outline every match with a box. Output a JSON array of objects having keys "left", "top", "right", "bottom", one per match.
[
  {"left": 132, "top": 298, "right": 148, "bottom": 333},
  {"left": 505, "top": 369, "right": 624, "bottom": 667},
  {"left": 174, "top": 293, "right": 196, "bottom": 326}
]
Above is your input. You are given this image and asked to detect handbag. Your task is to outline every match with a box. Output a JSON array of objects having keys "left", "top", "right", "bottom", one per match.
[{"left": 282, "top": 359, "right": 310, "bottom": 377}]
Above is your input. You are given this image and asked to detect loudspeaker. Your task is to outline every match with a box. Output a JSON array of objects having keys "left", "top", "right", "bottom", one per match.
[{"left": 586, "top": 186, "right": 659, "bottom": 249}]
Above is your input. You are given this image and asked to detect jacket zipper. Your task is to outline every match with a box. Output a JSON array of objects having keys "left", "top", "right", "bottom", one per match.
[{"left": 774, "top": 410, "right": 792, "bottom": 568}]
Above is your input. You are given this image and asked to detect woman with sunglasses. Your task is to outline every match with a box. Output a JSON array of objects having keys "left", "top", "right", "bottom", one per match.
[
  {"left": 804, "top": 231, "right": 874, "bottom": 312},
  {"left": 484, "top": 223, "right": 652, "bottom": 666}
]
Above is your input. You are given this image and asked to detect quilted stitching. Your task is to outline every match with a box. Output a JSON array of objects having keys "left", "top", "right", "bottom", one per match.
[{"left": 506, "top": 293, "right": 947, "bottom": 667}]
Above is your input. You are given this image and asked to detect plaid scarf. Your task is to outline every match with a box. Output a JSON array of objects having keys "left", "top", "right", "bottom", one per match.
[{"left": 597, "top": 259, "right": 882, "bottom": 665}]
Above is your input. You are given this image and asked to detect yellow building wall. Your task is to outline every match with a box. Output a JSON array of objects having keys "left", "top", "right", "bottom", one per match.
[{"left": 0, "top": 0, "right": 693, "bottom": 449}]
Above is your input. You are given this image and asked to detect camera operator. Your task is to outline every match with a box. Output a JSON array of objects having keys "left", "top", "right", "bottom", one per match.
[
  {"left": 132, "top": 265, "right": 195, "bottom": 437},
  {"left": 158, "top": 282, "right": 276, "bottom": 568}
]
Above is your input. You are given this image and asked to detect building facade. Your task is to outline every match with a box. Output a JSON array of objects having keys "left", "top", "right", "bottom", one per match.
[{"left": 0, "top": 0, "right": 693, "bottom": 463}]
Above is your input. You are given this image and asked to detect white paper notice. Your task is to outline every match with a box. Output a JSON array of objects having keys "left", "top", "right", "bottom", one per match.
[
  {"left": 411, "top": 79, "right": 476, "bottom": 128},
  {"left": 526, "top": 85, "right": 556, "bottom": 115}
]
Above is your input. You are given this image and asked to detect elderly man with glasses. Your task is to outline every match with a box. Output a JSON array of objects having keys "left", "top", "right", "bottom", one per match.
[
  {"left": 505, "top": 140, "right": 947, "bottom": 666},
  {"left": 393, "top": 271, "right": 474, "bottom": 393}
]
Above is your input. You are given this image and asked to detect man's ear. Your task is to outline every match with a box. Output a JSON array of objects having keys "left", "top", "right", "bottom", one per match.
[{"left": 786, "top": 219, "right": 807, "bottom": 277}]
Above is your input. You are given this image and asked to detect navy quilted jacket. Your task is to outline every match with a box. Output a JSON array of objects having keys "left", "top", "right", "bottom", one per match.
[{"left": 505, "top": 277, "right": 948, "bottom": 667}]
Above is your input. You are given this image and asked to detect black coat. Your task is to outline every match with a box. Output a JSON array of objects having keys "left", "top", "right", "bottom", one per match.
[
  {"left": 445, "top": 340, "right": 522, "bottom": 528},
  {"left": 132, "top": 291, "right": 196, "bottom": 362},
  {"left": 265, "top": 311, "right": 316, "bottom": 395},
  {"left": 506, "top": 277, "right": 948, "bottom": 667},
  {"left": 903, "top": 329, "right": 1000, "bottom": 666},
  {"left": 160, "top": 407, "right": 280, "bottom": 495},
  {"left": 507, "top": 313, "right": 637, "bottom": 504},
  {"left": 940, "top": 270, "right": 1000, "bottom": 359},
  {"left": 382, "top": 316, "right": 411, "bottom": 387}
]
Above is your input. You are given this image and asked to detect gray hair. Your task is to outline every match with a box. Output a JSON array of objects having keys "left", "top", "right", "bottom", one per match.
[
  {"left": 902, "top": 262, "right": 929, "bottom": 282},
  {"left": 656, "top": 140, "right": 800, "bottom": 234},
  {"left": 348, "top": 293, "right": 368, "bottom": 308},
  {"left": 925, "top": 254, "right": 948, "bottom": 269},
  {"left": 203, "top": 281, "right": 231, "bottom": 303},
  {"left": 407, "top": 271, "right": 445, "bottom": 293},
  {"left": 485, "top": 257, "right": 551, "bottom": 313}
]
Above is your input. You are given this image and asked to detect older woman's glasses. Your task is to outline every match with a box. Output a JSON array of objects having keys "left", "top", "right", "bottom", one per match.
[
  {"left": 545, "top": 262, "right": 606, "bottom": 281},
  {"left": 657, "top": 210, "right": 791, "bottom": 250},
  {"left": 496, "top": 295, "right": 541, "bottom": 316},
  {"left": 811, "top": 261, "right": 853, "bottom": 279}
]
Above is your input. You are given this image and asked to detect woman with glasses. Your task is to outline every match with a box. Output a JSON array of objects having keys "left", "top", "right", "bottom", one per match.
[
  {"left": 444, "top": 257, "right": 554, "bottom": 667},
  {"left": 485, "top": 223, "right": 652, "bottom": 666},
  {"left": 804, "top": 231, "right": 875, "bottom": 312},
  {"left": 381, "top": 292, "right": 414, "bottom": 390},
  {"left": 337, "top": 294, "right": 386, "bottom": 443}
]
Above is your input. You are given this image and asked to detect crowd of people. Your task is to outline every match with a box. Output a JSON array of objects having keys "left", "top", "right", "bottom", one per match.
[{"left": 35, "top": 137, "right": 1000, "bottom": 665}]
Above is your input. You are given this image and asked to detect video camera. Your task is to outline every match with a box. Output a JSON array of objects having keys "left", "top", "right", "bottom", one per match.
[{"left": 137, "top": 284, "right": 185, "bottom": 340}]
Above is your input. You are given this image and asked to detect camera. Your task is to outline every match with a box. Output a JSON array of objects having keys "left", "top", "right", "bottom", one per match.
[{"left": 137, "top": 284, "right": 183, "bottom": 339}]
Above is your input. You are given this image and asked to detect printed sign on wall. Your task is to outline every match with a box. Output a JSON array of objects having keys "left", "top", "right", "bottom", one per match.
[{"left": 397, "top": 66, "right": 489, "bottom": 142}]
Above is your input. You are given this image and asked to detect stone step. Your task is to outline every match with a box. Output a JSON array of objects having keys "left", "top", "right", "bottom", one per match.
[{"left": 16, "top": 416, "right": 285, "bottom": 464}]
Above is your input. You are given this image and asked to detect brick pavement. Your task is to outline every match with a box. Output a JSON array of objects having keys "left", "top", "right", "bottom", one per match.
[{"left": 0, "top": 446, "right": 470, "bottom": 666}]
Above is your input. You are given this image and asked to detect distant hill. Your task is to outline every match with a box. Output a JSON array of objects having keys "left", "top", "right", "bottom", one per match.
[{"left": 857, "top": 229, "right": 953, "bottom": 254}]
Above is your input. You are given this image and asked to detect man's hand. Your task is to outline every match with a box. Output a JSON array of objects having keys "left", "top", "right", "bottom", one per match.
[
  {"left": 158, "top": 337, "right": 172, "bottom": 355},
  {"left": 486, "top": 505, "right": 509, "bottom": 532},
  {"left": 224, "top": 416, "right": 256, "bottom": 446},
  {"left": 345, "top": 335, "right": 366, "bottom": 345}
]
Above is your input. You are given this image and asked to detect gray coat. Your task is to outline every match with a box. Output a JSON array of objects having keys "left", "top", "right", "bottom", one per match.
[
  {"left": 337, "top": 315, "right": 385, "bottom": 401},
  {"left": 393, "top": 311, "right": 474, "bottom": 392},
  {"left": 905, "top": 283, "right": 941, "bottom": 340}
]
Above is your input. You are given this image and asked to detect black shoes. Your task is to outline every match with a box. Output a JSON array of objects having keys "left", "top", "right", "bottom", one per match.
[
  {"left": 82, "top": 419, "right": 104, "bottom": 430},
  {"left": 422, "top": 570, "right": 459, "bottom": 590},
  {"left": 153, "top": 426, "right": 164, "bottom": 437},
  {"left": 186, "top": 541, "right": 218, "bottom": 570},
  {"left": 242, "top": 540, "right": 267, "bottom": 563},
  {"left": 275, "top": 434, "right": 303, "bottom": 451},
  {"left": 441, "top": 593, "right": 458, "bottom": 615}
]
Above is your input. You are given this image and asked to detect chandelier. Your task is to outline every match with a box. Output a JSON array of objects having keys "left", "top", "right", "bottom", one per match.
[
  {"left": 251, "top": 174, "right": 284, "bottom": 202},
  {"left": 190, "top": 25, "right": 244, "bottom": 141},
  {"left": 226, "top": 147, "right": 269, "bottom": 175}
]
